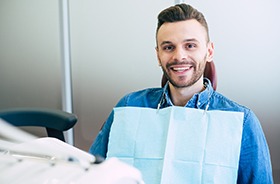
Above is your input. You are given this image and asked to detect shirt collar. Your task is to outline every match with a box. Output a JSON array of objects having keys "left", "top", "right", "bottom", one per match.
[{"left": 162, "top": 78, "right": 213, "bottom": 109}]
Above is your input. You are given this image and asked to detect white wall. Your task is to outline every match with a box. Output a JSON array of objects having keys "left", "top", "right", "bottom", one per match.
[
  {"left": 0, "top": 0, "right": 279, "bottom": 182},
  {"left": 0, "top": 0, "right": 61, "bottom": 108}
]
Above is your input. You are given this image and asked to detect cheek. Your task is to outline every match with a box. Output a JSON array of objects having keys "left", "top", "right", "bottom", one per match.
[
  {"left": 194, "top": 50, "right": 208, "bottom": 62},
  {"left": 158, "top": 53, "right": 171, "bottom": 64}
]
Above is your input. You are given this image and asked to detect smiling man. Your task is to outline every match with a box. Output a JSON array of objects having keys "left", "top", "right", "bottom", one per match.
[
  {"left": 89, "top": 3, "right": 273, "bottom": 183},
  {"left": 156, "top": 18, "right": 214, "bottom": 106}
]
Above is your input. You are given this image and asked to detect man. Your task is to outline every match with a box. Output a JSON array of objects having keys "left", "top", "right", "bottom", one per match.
[{"left": 89, "top": 3, "right": 273, "bottom": 183}]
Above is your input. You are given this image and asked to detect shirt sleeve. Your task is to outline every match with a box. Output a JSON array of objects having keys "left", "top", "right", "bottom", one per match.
[
  {"left": 237, "top": 110, "right": 274, "bottom": 184},
  {"left": 88, "top": 95, "right": 129, "bottom": 158},
  {"left": 88, "top": 110, "right": 113, "bottom": 158}
]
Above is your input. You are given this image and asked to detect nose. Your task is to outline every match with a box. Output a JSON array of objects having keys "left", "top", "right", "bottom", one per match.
[{"left": 172, "top": 47, "right": 187, "bottom": 62}]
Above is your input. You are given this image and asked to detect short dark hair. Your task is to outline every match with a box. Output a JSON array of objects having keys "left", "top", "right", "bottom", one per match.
[{"left": 156, "top": 3, "right": 210, "bottom": 42}]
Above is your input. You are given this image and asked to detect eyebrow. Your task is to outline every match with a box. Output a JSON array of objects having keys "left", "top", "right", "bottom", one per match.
[{"left": 159, "top": 38, "right": 199, "bottom": 47}]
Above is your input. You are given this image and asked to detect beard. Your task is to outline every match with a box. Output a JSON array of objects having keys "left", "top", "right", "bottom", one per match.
[{"left": 161, "top": 55, "right": 207, "bottom": 88}]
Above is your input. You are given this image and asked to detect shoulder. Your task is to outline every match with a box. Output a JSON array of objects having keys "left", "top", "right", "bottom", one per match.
[
  {"left": 116, "top": 87, "right": 163, "bottom": 108},
  {"left": 210, "top": 91, "right": 250, "bottom": 112},
  {"left": 209, "top": 91, "right": 257, "bottom": 123}
]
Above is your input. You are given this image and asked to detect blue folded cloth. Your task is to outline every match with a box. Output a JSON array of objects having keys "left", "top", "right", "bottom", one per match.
[{"left": 107, "top": 106, "right": 243, "bottom": 184}]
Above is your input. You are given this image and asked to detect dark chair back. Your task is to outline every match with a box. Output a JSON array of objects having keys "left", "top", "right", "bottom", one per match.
[{"left": 0, "top": 108, "right": 77, "bottom": 142}]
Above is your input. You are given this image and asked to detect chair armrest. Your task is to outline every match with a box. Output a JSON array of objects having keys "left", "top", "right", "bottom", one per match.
[{"left": 0, "top": 108, "right": 77, "bottom": 131}]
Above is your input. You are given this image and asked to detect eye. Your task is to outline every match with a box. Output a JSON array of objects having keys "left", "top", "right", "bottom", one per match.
[
  {"left": 186, "top": 43, "right": 196, "bottom": 49},
  {"left": 163, "top": 45, "right": 175, "bottom": 52}
]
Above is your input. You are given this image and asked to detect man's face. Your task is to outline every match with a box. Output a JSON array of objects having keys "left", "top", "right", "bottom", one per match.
[{"left": 156, "top": 19, "right": 213, "bottom": 88}]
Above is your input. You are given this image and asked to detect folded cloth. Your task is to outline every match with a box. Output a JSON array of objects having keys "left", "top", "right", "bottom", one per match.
[{"left": 107, "top": 106, "right": 243, "bottom": 184}]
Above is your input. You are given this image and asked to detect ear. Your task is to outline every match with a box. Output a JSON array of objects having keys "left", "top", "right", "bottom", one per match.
[
  {"left": 155, "top": 47, "right": 161, "bottom": 66},
  {"left": 206, "top": 42, "right": 214, "bottom": 63}
]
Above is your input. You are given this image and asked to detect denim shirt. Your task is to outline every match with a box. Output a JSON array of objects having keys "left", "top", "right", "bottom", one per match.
[{"left": 89, "top": 78, "right": 273, "bottom": 184}]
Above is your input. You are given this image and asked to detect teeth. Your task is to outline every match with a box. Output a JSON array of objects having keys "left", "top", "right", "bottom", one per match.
[{"left": 173, "top": 67, "right": 189, "bottom": 71}]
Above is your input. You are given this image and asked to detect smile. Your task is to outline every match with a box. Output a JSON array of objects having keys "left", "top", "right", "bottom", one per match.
[{"left": 170, "top": 65, "right": 193, "bottom": 72}]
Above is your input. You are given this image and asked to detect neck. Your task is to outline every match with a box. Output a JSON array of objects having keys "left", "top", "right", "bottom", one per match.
[{"left": 169, "top": 78, "right": 205, "bottom": 107}]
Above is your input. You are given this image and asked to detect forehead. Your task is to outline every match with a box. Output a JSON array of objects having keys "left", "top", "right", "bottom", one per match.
[{"left": 157, "top": 19, "right": 208, "bottom": 44}]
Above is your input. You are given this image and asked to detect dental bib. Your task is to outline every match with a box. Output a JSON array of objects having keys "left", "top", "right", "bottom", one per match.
[{"left": 107, "top": 106, "right": 243, "bottom": 184}]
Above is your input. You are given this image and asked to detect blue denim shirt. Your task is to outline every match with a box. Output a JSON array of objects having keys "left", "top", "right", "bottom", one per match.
[{"left": 89, "top": 78, "right": 273, "bottom": 184}]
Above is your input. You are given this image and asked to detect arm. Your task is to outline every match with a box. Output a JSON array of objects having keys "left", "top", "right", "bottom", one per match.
[
  {"left": 89, "top": 95, "right": 129, "bottom": 158},
  {"left": 89, "top": 111, "right": 114, "bottom": 158},
  {"left": 237, "top": 110, "right": 273, "bottom": 184}
]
